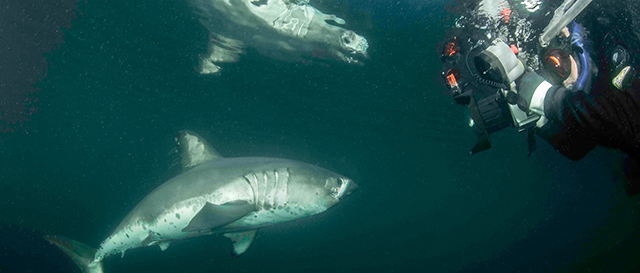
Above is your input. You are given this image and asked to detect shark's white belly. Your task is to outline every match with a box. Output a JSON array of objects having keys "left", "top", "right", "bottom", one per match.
[{"left": 231, "top": 201, "right": 329, "bottom": 228}]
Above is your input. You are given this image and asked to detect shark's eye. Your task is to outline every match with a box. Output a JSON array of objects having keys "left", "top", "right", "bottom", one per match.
[
  {"left": 336, "top": 178, "right": 343, "bottom": 186},
  {"left": 341, "top": 32, "right": 355, "bottom": 45}
]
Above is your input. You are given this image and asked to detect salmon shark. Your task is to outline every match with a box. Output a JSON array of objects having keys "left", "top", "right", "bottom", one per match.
[
  {"left": 190, "top": 0, "right": 369, "bottom": 74},
  {"left": 46, "top": 130, "right": 358, "bottom": 273}
]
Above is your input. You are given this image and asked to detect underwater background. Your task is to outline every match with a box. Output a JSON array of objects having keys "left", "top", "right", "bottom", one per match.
[{"left": 1, "top": 0, "right": 640, "bottom": 272}]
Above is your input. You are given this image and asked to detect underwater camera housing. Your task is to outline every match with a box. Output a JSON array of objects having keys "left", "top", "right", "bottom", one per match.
[{"left": 440, "top": 32, "right": 540, "bottom": 154}]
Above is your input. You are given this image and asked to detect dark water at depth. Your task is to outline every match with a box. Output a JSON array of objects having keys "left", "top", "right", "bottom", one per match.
[{"left": 1, "top": 0, "right": 640, "bottom": 272}]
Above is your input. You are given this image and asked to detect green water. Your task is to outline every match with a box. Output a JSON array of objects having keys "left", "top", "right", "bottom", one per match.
[{"left": 1, "top": 0, "right": 640, "bottom": 272}]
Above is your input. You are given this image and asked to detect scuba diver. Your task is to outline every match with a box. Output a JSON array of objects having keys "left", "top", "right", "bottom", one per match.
[{"left": 439, "top": 0, "right": 640, "bottom": 194}]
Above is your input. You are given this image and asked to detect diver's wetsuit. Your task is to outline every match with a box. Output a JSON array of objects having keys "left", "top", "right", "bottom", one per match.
[
  {"left": 541, "top": 72, "right": 640, "bottom": 161},
  {"left": 538, "top": 46, "right": 640, "bottom": 192},
  {"left": 535, "top": 23, "right": 640, "bottom": 160},
  {"left": 535, "top": 30, "right": 640, "bottom": 193}
]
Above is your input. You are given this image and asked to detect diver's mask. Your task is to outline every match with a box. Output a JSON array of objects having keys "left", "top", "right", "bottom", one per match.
[{"left": 541, "top": 48, "right": 572, "bottom": 85}]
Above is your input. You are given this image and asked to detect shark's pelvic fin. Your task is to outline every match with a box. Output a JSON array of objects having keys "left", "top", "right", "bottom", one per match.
[
  {"left": 141, "top": 233, "right": 155, "bottom": 247},
  {"left": 224, "top": 230, "right": 258, "bottom": 256},
  {"left": 44, "top": 235, "right": 104, "bottom": 273},
  {"left": 182, "top": 201, "right": 255, "bottom": 232},
  {"left": 158, "top": 241, "right": 171, "bottom": 251},
  {"left": 176, "top": 130, "right": 223, "bottom": 171}
]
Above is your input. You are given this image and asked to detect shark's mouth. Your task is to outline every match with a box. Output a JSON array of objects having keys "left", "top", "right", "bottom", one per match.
[
  {"left": 341, "top": 31, "right": 369, "bottom": 56},
  {"left": 337, "top": 30, "right": 369, "bottom": 64},
  {"left": 331, "top": 177, "right": 355, "bottom": 200}
]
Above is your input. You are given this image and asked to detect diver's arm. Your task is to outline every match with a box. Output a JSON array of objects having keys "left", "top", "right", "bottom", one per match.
[
  {"left": 519, "top": 70, "right": 640, "bottom": 160},
  {"left": 516, "top": 71, "right": 592, "bottom": 128},
  {"left": 516, "top": 72, "right": 599, "bottom": 160},
  {"left": 542, "top": 85, "right": 589, "bottom": 126}
]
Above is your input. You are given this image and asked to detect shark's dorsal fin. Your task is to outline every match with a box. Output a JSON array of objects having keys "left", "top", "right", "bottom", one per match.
[
  {"left": 176, "top": 130, "right": 222, "bottom": 171},
  {"left": 224, "top": 230, "right": 258, "bottom": 257}
]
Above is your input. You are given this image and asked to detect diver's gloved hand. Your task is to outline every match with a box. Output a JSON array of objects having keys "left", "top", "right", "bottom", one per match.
[{"left": 515, "top": 71, "right": 553, "bottom": 116}]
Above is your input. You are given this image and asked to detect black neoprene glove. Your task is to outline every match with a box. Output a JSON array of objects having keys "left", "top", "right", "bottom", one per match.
[{"left": 515, "top": 71, "right": 552, "bottom": 115}]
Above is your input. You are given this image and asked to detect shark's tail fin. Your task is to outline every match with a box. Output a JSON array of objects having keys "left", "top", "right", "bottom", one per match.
[{"left": 44, "top": 235, "right": 104, "bottom": 273}]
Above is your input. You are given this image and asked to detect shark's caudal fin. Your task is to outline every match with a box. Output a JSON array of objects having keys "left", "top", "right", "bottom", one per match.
[{"left": 44, "top": 235, "right": 104, "bottom": 273}]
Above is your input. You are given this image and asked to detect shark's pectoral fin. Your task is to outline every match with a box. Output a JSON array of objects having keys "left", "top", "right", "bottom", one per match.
[
  {"left": 182, "top": 201, "right": 255, "bottom": 232},
  {"left": 224, "top": 230, "right": 258, "bottom": 257}
]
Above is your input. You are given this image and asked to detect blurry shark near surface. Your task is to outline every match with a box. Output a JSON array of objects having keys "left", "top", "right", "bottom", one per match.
[
  {"left": 190, "top": 0, "right": 369, "bottom": 74},
  {"left": 46, "top": 130, "right": 358, "bottom": 273}
]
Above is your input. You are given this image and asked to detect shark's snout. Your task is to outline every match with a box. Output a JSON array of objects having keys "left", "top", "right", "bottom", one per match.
[
  {"left": 345, "top": 179, "right": 358, "bottom": 196},
  {"left": 335, "top": 177, "right": 358, "bottom": 200}
]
